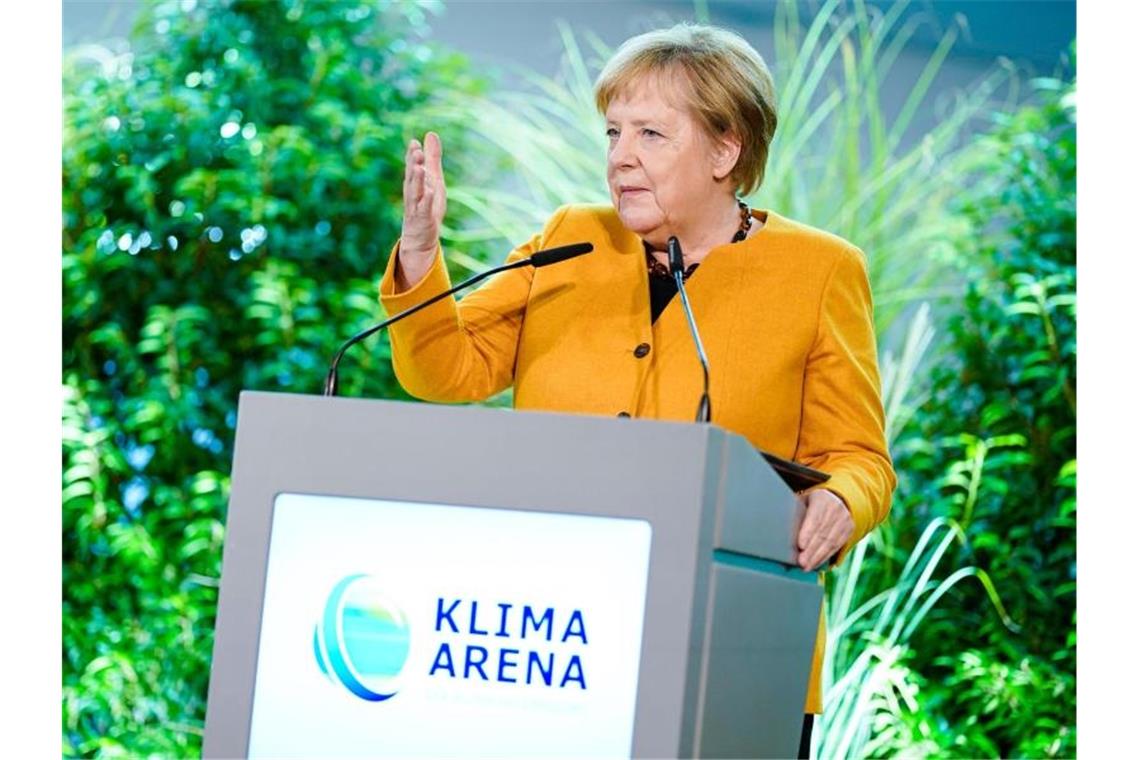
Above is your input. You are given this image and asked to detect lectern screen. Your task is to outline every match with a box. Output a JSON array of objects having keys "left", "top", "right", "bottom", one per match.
[{"left": 247, "top": 492, "right": 653, "bottom": 758}]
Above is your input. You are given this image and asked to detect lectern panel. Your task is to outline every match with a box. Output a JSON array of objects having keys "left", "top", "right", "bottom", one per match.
[
  {"left": 694, "top": 559, "right": 822, "bottom": 758},
  {"left": 248, "top": 492, "right": 652, "bottom": 758}
]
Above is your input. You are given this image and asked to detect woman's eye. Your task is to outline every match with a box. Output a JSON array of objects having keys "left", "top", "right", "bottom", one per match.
[
  {"left": 605, "top": 128, "right": 619, "bottom": 139},
  {"left": 642, "top": 129, "right": 661, "bottom": 138}
]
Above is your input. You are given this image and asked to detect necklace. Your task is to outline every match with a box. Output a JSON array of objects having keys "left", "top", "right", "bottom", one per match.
[
  {"left": 730, "top": 198, "right": 753, "bottom": 242},
  {"left": 646, "top": 199, "right": 752, "bottom": 280}
]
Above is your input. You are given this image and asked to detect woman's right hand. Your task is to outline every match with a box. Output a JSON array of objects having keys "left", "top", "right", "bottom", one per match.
[{"left": 397, "top": 131, "right": 447, "bottom": 289}]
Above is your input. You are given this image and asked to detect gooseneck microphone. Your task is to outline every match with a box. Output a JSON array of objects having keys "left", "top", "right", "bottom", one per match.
[
  {"left": 323, "top": 241, "right": 593, "bottom": 396},
  {"left": 667, "top": 236, "right": 712, "bottom": 423}
]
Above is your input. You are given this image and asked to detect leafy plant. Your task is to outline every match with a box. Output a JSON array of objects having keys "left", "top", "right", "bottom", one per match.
[
  {"left": 883, "top": 72, "right": 1076, "bottom": 757},
  {"left": 423, "top": 21, "right": 611, "bottom": 249},
  {"left": 62, "top": 1, "right": 493, "bottom": 754},
  {"left": 763, "top": 0, "right": 1014, "bottom": 334},
  {"left": 817, "top": 515, "right": 1015, "bottom": 760}
]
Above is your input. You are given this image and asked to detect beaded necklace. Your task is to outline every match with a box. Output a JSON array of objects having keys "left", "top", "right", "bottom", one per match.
[{"left": 645, "top": 199, "right": 752, "bottom": 281}]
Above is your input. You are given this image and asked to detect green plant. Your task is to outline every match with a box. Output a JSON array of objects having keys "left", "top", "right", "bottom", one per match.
[
  {"left": 62, "top": 1, "right": 492, "bottom": 754},
  {"left": 885, "top": 72, "right": 1076, "bottom": 757},
  {"left": 818, "top": 490, "right": 1018, "bottom": 758}
]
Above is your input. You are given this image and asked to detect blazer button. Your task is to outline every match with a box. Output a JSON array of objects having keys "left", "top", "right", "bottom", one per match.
[
  {"left": 633, "top": 343, "right": 651, "bottom": 358},
  {"left": 617, "top": 411, "right": 631, "bottom": 418}
]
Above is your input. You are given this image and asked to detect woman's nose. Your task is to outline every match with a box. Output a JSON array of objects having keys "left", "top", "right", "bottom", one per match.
[{"left": 608, "top": 132, "right": 638, "bottom": 170}]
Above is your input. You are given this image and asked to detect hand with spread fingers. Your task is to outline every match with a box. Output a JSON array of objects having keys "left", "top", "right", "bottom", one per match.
[
  {"left": 397, "top": 131, "right": 448, "bottom": 290},
  {"left": 796, "top": 489, "right": 854, "bottom": 571}
]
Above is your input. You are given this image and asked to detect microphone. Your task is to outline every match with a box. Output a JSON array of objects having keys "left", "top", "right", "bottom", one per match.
[
  {"left": 530, "top": 242, "right": 592, "bottom": 268},
  {"left": 323, "top": 241, "right": 593, "bottom": 396},
  {"left": 667, "top": 236, "right": 712, "bottom": 423}
]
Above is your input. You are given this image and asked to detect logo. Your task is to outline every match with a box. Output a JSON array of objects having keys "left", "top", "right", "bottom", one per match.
[{"left": 313, "top": 574, "right": 411, "bottom": 701}]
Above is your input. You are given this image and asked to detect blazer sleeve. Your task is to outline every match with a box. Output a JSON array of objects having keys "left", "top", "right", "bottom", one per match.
[
  {"left": 795, "top": 245, "right": 897, "bottom": 566},
  {"left": 377, "top": 206, "right": 570, "bottom": 402}
]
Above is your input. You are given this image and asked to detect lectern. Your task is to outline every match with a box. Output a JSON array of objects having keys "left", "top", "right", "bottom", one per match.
[{"left": 204, "top": 391, "right": 822, "bottom": 758}]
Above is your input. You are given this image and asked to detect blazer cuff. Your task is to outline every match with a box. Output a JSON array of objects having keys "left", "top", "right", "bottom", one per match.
[{"left": 379, "top": 239, "right": 451, "bottom": 316}]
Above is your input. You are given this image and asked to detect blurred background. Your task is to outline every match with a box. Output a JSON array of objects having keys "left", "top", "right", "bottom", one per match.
[{"left": 62, "top": 1, "right": 1075, "bottom": 756}]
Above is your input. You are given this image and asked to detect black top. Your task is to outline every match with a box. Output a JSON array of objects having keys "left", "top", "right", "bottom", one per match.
[
  {"left": 646, "top": 247, "right": 699, "bottom": 324},
  {"left": 645, "top": 200, "right": 754, "bottom": 324},
  {"left": 647, "top": 200, "right": 752, "bottom": 323}
]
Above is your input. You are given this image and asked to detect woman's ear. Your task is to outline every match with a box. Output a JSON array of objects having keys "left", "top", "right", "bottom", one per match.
[{"left": 711, "top": 132, "right": 742, "bottom": 181}]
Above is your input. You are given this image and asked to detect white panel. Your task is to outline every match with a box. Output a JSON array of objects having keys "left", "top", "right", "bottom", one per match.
[{"left": 248, "top": 492, "right": 653, "bottom": 758}]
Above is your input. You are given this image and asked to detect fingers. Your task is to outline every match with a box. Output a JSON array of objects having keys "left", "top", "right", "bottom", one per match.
[
  {"left": 800, "top": 522, "right": 844, "bottom": 570},
  {"left": 424, "top": 131, "right": 443, "bottom": 182},
  {"left": 404, "top": 134, "right": 445, "bottom": 208},
  {"left": 796, "top": 491, "right": 854, "bottom": 570},
  {"left": 798, "top": 527, "right": 832, "bottom": 571},
  {"left": 405, "top": 136, "right": 444, "bottom": 215},
  {"left": 403, "top": 138, "right": 415, "bottom": 192},
  {"left": 796, "top": 493, "right": 826, "bottom": 571},
  {"left": 796, "top": 492, "right": 823, "bottom": 552},
  {"left": 401, "top": 134, "right": 445, "bottom": 258},
  {"left": 423, "top": 132, "right": 446, "bottom": 217},
  {"left": 404, "top": 138, "right": 424, "bottom": 207}
]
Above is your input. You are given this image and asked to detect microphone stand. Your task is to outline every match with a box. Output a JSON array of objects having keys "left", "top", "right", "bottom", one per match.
[
  {"left": 667, "top": 236, "right": 712, "bottom": 423},
  {"left": 323, "top": 243, "right": 592, "bottom": 396}
]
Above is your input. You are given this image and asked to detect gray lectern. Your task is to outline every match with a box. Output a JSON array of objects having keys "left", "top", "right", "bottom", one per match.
[{"left": 204, "top": 391, "right": 822, "bottom": 759}]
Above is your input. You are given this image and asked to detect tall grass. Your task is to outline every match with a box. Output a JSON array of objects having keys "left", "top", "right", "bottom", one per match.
[
  {"left": 762, "top": 0, "right": 1013, "bottom": 334},
  {"left": 428, "top": 21, "right": 610, "bottom": 253},
  {"left": 816, "top": 515, "right": 1017, "bottom": 759}
]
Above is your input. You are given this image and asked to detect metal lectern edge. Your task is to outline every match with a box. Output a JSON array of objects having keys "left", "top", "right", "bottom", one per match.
[
  {"left": 670, "top": 427, "right": 727, "bottom": 758},
  {"left": 715, "top": 434, "right": 803, "bottom": 565},
  {"left": 202, "top": 392, "right": 272, "bottom": 759},
  {"left": 675, "top": 428, "right": 728, "bottom": 758}
]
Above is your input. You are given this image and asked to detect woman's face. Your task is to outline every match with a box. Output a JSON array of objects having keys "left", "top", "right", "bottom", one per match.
[{"left": 604, "top": 74, "right": 737, "bottom": 243}]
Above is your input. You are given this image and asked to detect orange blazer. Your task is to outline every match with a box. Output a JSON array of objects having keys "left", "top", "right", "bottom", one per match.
[{"left": 379, "top": 203, "right": 896, "bottom": 714}]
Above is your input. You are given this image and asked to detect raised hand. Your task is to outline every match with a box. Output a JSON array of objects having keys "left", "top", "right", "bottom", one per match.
[{"left": 398, "top": 131, "right": 447, "bottom": 289}]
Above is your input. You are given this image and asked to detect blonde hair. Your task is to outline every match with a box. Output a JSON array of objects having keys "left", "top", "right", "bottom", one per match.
[{"left": 594, "top": 23, "right": 778, "bottom": 196}]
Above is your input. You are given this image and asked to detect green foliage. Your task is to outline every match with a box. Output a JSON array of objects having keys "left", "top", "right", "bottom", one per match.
[
  {"left": 62, "top": 1, "right": 491, "bottom": 754},
  {"left": 424, "top": 21, "right": 611, "bottom": 247},
  {"left": 878, "top": 74, "right": 1077, "bottom": 757},
  {"left": 817, "top": 518, "right": 1015, "bottom": 759}
]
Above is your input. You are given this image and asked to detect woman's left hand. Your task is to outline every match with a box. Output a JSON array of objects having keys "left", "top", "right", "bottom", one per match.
[{"left": 796, "top": 489, "right": 854, "bottom": 571}]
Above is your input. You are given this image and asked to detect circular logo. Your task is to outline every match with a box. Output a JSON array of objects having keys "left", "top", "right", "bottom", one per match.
[{"left": 313, "top": 574, "right": 411, "bottom": 701}]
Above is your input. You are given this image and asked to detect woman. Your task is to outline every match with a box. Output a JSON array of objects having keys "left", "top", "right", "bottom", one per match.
[{"left": 381, "top": 23, "right": 895, "bottom": 756}]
